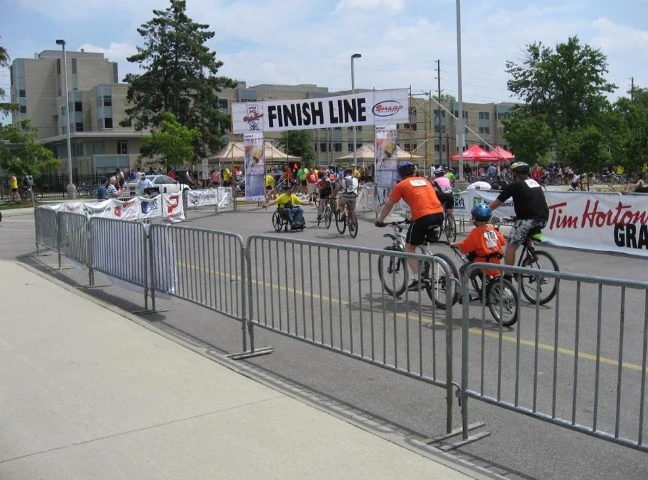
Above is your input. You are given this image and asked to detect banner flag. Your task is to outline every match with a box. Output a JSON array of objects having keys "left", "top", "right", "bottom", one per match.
[
  {"left": 244, "top": 131, "right": 266, "bottom": 202},
  {"left": 375, "top": 124, "right": 399, "bottom": 188},
  {"left": 232, "top": 89, "right": 410, "bottom": 133}
]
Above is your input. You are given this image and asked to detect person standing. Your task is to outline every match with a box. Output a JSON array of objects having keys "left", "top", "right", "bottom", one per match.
[
  {"left": 211, "top": 169, "right": 221, "bottom": 188},
  {"left": 96, "top": 176, "right": 109, "bottom": 200},
  {"left": 9, "top": 173, "right": 20, "bottom": 202},
  {"left": 106, "top": 176, "right": 123, "bottom": 198},
  {"left": 297, "top": 164, "right": 309, "bottom": 194},
  {"left": 375, "top": 162, "right": 445, "bottom": 290},
  {"left": 136, "top": 172, "right": 154, "bottom": 196},
  {"left": 488, "top": 161, "right": 549, "bottom": 269}
]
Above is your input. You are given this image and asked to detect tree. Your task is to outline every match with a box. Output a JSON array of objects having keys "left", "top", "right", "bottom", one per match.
[
  {"left": 0, "top": 121, "right": 60, "bottom": 175},
  {"left": 502, "top": 109, "right": 553, "bottom": 165},
  {"left": 0, "top": 37, "right": 17, "bottom": 117},
  {"left": 504, "top": 36, "right": 617, "bottom": 172},
  {"left": 606, "top": 94, "right": 648, "bottom": 172},
  {"left": 506, "top": 36, "right": 616, "bottom": 135},
  {"left": 142, "top": 112, "right": 200, "bottom": 166},
  {"left": 276, "top": 130, "right": 317, "bottom": 168},
  {"left": 122, "top": 0, "right": 236, "bottom": 160}
]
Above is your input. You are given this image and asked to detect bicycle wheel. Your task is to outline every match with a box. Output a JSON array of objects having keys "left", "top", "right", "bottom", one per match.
[
  {"left": 313, "top": 193, "right": 320, "bottom": 208},
  {"left": 519, "top": 250, "right": 559, "bottom": 305},
  {"left": 32, "top": 189, "right": 43, "bottom": 201},
  {"left": 324, "top": 205, "right": 332, "bottom": 228},
  {"left": 444, "top": 216, "right": 457, "bottom": 243},
  {"left": 335, "top": 209, "right": 347, "bottom": 234},
  {"left": 348, "top": 214, "right": 358, "bottom": 238},
  {"left": 377, "top": 246, "right": 407, "bottom": 297},
  {"left": 423, "top": 252, "right": 459, "bottom": 309},
  {"left": 487, "top": 278, "right": 519, "bottom": 327}
]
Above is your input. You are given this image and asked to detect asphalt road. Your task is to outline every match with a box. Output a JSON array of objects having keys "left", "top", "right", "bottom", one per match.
[{"left": 2, "top": 202, "right": 647, "bottom": 480}]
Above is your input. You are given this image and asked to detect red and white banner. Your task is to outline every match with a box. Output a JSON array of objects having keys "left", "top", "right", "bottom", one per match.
[
  {"left": 231, "top": 89, "right": 409, "bottom": 133},
  {"left": 463, "top": 190, "right": 648, "bottom": 257},
  {"left": 45, "top": 194, "right": 183, "bottom": 222}
]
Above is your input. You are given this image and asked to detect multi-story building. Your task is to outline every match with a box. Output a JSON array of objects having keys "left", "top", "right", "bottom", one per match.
[
  {"left": 10, "top": 49, "right": 147, "bottom": 176},
  {"left": 10, "top": 48, "right": 516, "bottom": 174}
]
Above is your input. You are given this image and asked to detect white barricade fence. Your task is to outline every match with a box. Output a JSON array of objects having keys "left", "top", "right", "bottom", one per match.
[
  {"left": 457, "top": 190, "right": 648, "bottom": 257},
  {"left": 41, "top": 193, "right": 185, "bottom": 222},
  {"left": 186, "top": 187, "right": 234, "bottom": 212}
]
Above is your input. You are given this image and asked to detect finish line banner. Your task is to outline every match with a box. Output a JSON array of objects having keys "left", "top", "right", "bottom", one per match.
[{"left": 231, "top": 89, "right": 409, "bottom": 133}]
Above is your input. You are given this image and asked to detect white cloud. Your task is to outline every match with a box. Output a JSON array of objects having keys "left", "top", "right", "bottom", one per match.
[{"left": 334, "top": 0, "right": 405, "bottom": 15}]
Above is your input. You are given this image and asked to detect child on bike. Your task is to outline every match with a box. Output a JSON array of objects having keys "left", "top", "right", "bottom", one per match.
[{"left": 450, "top": 203, "right": 505, "bottom": 281}]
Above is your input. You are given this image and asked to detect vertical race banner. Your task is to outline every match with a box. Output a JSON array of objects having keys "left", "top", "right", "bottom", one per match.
[
  {"left": 244, "top": 131, "right": 266, "bottom": 202},
  {"left": 375, "top": 124, "right": 398, "bottom": 187}
]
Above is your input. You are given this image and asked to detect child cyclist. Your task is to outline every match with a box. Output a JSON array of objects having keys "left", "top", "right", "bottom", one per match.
[{"left": 450, "top": 203, "right": 506, "bottom": 282}]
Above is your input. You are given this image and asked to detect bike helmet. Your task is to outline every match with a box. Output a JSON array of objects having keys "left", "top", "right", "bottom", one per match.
[
  {"left": 397, "top": 161, "right": 416, "bottom": 178},
  {"left": 510, "top": 161, "right": 530, "bottom": 175},
  {"left": 434, "top": 167, "right": 445, "bottom": 176},
  {"left": 471, "top": 203, "right": 492, "bottom": 222}
]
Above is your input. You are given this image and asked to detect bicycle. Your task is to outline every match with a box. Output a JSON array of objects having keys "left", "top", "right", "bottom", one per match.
[
  {"left": 19, "top": 186, "right": 43, "bottom": 202},
  {"left": 335, "top": 198, "right": 358, "bottom": 238},
  {"left": 76, "top": 182, "right": 97, "bottom": 198},
  {"left": 442, "top": 209, "right": 457, "bottom": 242},
  {"left": 377, "top": 220, "right": 458, "bottom": 309},
  {"left": 446, "top": 244, "right": 519, "bottom": 326},
  {"left": 317, "top": 197, "right": 333, "bottom": 229},
  {"left": 492, "top": 216, "right": 559, "bottom": 305}
]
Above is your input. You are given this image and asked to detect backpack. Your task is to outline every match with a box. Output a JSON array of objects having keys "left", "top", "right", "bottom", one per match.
[{"left": 343, "top": 176, "right": 356, "bottom": 196}]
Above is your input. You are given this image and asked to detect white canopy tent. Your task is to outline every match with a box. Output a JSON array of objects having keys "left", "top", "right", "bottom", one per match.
[{"left": 203, "top": 141, "right": 300, "bottom": 166}]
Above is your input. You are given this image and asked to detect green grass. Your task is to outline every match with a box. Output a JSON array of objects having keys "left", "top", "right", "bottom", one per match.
[{"left": 0, "top": 201, "right": 36, "bottom": 211}]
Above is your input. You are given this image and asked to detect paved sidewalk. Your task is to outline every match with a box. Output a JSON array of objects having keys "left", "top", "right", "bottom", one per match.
[{"left": 0, "top": 260, "right": 496, "bottom": 480}]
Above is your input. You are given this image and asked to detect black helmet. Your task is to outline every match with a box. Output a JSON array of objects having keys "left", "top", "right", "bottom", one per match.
[
  {"left": 471, "top": 203, "right": 492, "bottom": 222},
  {"left": 510, "top": 161, "right": 530, "bottom": 175},
  {"left": 434, "top": 167, "right": 445, "bottom": 177},
  {"left": 397, "top": 161, "right": 416, "bottom": 178}
]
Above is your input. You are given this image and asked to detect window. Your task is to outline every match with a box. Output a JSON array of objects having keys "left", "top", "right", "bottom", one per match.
[
  {"left": 404, "top": 143, "right": 411, "bottom": 151},
  {"left": 19, "top": 105, "right": 26, "bottom": 113},
  {"left": 103, "top": 95, "right": 112, "bottom": 107},
  {"left": 56, "top": 59, "right": 61, "bottom": 75},
  {"left": 478, "top": 127, "right": 490, "bottom": 134},
  {"left": 403, "top": 123, "right": 417, "bottom": 131},
  {"left": 497, "top": 112, "right": 511, "bottom": 120},
  {"left": 479, "top": 112, "right": 490, "bottom": 119},
  {"left": 104, "top": 118, "right": 113, "bottom": 128},
  {"left": 75, "top": 122, "right": 84, "bottom": 132},
  {"left": 19, "top": 89, "right": 26, "bottom": 97},
  {"left": 320, "top": 142, "right": 327, "bottom": 152},
  {"left": 453, "top": 111, "right": 469, "bottom": 119},
  {"left": 334, "top": 143, "right": 342, "bottom": 152},
  {"left": 347, "top": 143, "right": 354, "bottom": 152},
  {"left": 333, "top": 127, "right": 341, "bottom": 131},
  {"left": 434, "top": 126, "right": 447, "bottom": 133},
  {"left": 72, "top": 58, "right": 77, "bottom": 74},
  {"left": 117, "top": 141, "right": 128, "bottom": 155},
  {"left": 434, "top": 110, "right": 446, "bottom": 118},
  {"left": 218, "top": 99, "right": 228, "bottom": 110},
  {"left": 75, "top": 101, "right": 82, "bottom": 112}
]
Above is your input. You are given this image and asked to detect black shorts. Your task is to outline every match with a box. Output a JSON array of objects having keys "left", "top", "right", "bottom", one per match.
[
  {"left": 406, "top": 213, "right": 445, "bottom": 246},
  {"left": 436, "top": 191, "right": 454, "bottom": 210}
]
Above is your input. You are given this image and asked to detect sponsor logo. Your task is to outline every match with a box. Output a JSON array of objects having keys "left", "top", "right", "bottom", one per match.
[
  {"left": 243, "top": 104, "right": 263, "bottom": 130},
  {"left": 372, "top": 101, "right": 404, "bottom": 117}
]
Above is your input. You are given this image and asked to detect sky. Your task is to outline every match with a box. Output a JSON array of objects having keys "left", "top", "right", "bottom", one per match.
[{"left": 1, "top": 0, "right": 647, "bottom": 113}]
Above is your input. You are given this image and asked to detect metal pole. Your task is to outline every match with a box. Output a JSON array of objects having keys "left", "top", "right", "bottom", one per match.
[
  {"left": 56, "top": 39, "right": 76, "bottom": 199},
  {"left": 455, "top": 0, "right": 465, "bottom": 181},
  {"left": 351, "top": 53, "right": 361, "bottom": 168},
  {"left": 437, "top": 59, "right": 443, "bottom": 167}
]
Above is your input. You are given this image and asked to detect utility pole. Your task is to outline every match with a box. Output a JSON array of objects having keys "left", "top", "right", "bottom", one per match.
[
  {"left": 630, "top": 77, "right": 635, "bottom": 101},
  {"left": 436, "top": 59, "right": 442, "bottom": 167}
]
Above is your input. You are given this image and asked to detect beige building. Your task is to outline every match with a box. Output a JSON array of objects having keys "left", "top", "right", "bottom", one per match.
[
  {"left": 11, "top": 49, "right": 516, "bottom": 175},
  {"left": 10, "top": 49, "right": 147, "bottom": 176}
]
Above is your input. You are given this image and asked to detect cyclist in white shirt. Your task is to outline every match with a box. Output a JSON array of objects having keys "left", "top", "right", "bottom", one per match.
[{"left": 332, "top": 168, "right": 359, "bottom": 226}]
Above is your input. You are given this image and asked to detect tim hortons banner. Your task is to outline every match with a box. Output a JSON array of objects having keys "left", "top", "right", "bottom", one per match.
[
  {"left": 464, "top": 190, "right": 648, "bottom": 257},
  {"left": 231, "top": 89, "right": 410, "bottom": 133},
  {"left": 44, "top": 194, "right": 182, "bottom": 222}
]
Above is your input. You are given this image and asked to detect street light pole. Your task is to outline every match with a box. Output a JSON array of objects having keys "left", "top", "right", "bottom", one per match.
[
  {"left": 351, "top": 53, "right": 361, "bottom": 168},
  {"left": 56, "top": 39, "right": 76, "bottom": 199},
  {"left": 455, "top": 0, "right": 465, "bottom": 182}
]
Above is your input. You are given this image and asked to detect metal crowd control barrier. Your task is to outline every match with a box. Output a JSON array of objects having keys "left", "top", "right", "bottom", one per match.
[
  {"left": 34, "top": 206, "right": 60, "bottom": 257},
  {"left": 244, "top": 234, "right": 459, "bottom": 436},
  {"left": 148, "top": 224, "right": 248, "bottom": 352},
  {"left": 459, "top": 262, "right": 648, "bottom": 452}
]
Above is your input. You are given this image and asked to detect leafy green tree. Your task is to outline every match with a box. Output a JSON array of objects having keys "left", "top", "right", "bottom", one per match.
[
  {"left": 0, "top": 121, "right": 60, "bottom": 175},
  {"left": 555, "top": 126, "right": 610, "bottom": 173},
  {"left": 0, "top": 38, "right": 17, "bottom": 117},
  {"left": 276, "top": 130, "right": 317, "bottom": 168},
  {"left": 504, "top": 36, "right": 616, "bottom": 172},
  {"left": 502, "top": 109, "right": 553, "bottom": 164},
  {"left": 606, "top": 95, "right": 648, "bottom": 172},
  {"left": 122, "top": 0, "right": 236, "bottom": 160},
  {"left": 142, "top": 112, "right": 200, "bottom": 166}
]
